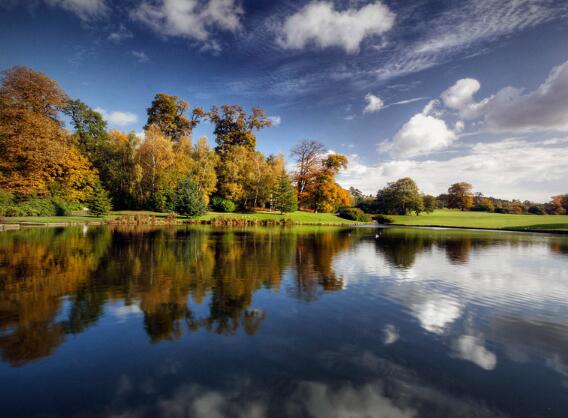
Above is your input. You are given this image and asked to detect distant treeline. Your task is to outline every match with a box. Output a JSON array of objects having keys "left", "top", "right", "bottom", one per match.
[
  {"left": 350, "top": 179, "right": 568, "bottom": 216},
  {"left": 0, "top": 66, "right": 352, "bottom": 217}
]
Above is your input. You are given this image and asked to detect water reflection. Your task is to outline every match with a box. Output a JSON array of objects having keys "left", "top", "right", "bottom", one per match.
[{"left": 0, "top": 226, "right": 567, "bottom": 417}]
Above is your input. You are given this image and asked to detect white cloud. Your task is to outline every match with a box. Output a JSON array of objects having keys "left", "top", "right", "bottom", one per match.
[
  {"left": 131, "top": 50, "right": 149, "bottom": 63},
  {"left": 95, "top": 107, "right": 138, "bottom": 126},
  {"left": 484, "top": 60, "right": 568, "bottom": 132},
  {"left": 383, "top": 113, "right": 457, "bottom": 158},
  {"left": 338, "top": 138, "right": 568, "bottom": 201},
  {"left": 131, "top": 0, "right": 243, "bottom": 48},
  {"left": 45, "top": 0, "right": 107, "bottom": 20},
  {"left": 277, "top": 1, "right": 395, "bottom": 54},
  {"left": 441, "top": 78, "right": 489, "bottom": 119},
  {"left": 268, "top": 115, "right": 281, "bottom": 126},
  {"left": 363, "top": 93, "right": 384, "bottom": 113},
  {"left": 108, "top": 24, "right": 133, "bottom": 43}
]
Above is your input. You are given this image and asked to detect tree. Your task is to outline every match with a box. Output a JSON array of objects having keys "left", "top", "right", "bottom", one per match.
[
  {"left": 88, "top": 184, "right": 112, "bottom": 216},
  {"left": 64, "top": 99, "right": 109, "bottom": 159},
  {"left": 145, "top": 93, "right": 205, "bottom": 141},
  {"left": 423, "top": 195, "right": 437, "bottom": 213},
  {"left": 0, "top": 66, "right": 98, "bottom": 201},
  {"left": 291, "top": 140, "right": 326, "bottom": 206},
  {"left": 186, "top": 137, "right": 218, "bottom": 205},
  {"left": 272, "top": 170, "right": 298, "bottom": 214},
  {"left": 447, "top": 182, "right": 474, "bottom": 211},
  {"left": 376, "top": 177, "right": 424, "bottom": 215},
  {"left": 545, "top": 195, "right": 568, "bottom": 215},
  {"left": 209, "top": 105, "right": 272, "bottom": 152},
  {"left": 349, "top": 187, "right": 365, "bottom": 205},
  {"left": 174, "top": 177, "right": 207, "bottom": 217},
  {"left": 307, "top": 154, "right": 350, "bottom": 213}
]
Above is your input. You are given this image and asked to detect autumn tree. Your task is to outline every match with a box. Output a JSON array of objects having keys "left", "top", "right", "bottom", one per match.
[
  {"left": 291, "top": 140, "right": 326, "bottom": 207},
  {"left": 376, "top": 177, "right": 424, "bottom": 215},
  {"left": 545, "top": 194, "right": 568, "bottom": 215},
  {"left": 186, "top": 137, "right": 218, "bottom": 204},
  {"left": 0, "top": 66, "right": 98, "bottom": 201},
  {"left": 145, "top": 93, "right": 205, "bottom": 141},
  {"left": 308, "top": 154, "right": 351, "bottom": 213},
  {"left": 447, "top": 182, "right": 474, "bottom": 211}
]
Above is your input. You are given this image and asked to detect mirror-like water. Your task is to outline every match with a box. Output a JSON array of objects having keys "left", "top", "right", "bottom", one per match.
[{"left": 0, "top": 226, "right": 567, "bottom": 418}]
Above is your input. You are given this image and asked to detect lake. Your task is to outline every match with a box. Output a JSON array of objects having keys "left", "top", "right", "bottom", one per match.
[{"left": 0, "top": 225, "right": 567, "bottom": 418}]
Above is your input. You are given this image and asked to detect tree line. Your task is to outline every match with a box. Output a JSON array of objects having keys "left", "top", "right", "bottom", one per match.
[
  {"left": 0, "top": 67, "right": 351, "bottom": 217},
  {"left": 351, "top": 179, "right": 568, "bottom": 216}
]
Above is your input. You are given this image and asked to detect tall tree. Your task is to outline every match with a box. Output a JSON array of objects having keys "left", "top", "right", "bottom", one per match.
[
  {"left": 308, "top": 154, "right": 350, "bottom": 213},
  {"left": 209, "top": 105, "right": 272, "bottom": 153},
  {"left": 174, "top": 176, "right": 207, "bottom": 217},
  {"left": 64, "top": 99, "right": 109, "bottom": 158},
  {"left": 376, "top": 177, "right": 424, "bottom": 215},
  {"left": 291, "top": 140, "right": 325, "bottom": 206},
  {"left": 0, "top": 66, "right": 97, "bottom": 201},
  {"left": 145, "top": 93, "right": 205, "bottom": 141},
  {"left": 447, "top": 182, "right": 474, "bottom": 211}
]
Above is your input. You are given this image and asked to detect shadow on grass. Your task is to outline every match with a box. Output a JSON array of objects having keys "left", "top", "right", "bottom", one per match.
[{"left": 509, "top": 223, "right": 568, "bottom": 231}]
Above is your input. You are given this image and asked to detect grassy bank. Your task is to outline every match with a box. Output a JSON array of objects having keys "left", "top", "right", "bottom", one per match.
[
  {"left": 388, "top": 209, "right": 568, "bottom": 231},
  {"left": 1, "top": 210, "right": 364, "bottom": 226}
]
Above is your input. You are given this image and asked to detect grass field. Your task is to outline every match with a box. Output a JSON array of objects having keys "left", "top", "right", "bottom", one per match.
[
  {"left": 388, "top": 209, "right": 568, "bottom": 231},
  {"left": 2, "top": 210, "right": 362, "bottom": 225}
]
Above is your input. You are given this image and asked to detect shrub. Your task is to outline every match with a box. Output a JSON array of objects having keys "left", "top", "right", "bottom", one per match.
[
  {"left": 18, "top": 198, "right": 57, "bottom": 216},
  {"left": 211, "top": 196, "right": 236, "bottom": 213},
  {"left": 52, "top": 197, "right": 76, "bottom": 216},
  {"left": 528, "top": 205, "right": 545, "bottom": 215},
  {"left": 338, "top": 207, "right": 371, "bottom": 222},
  {"left": 374, "top": 214, "right": 394, "bottom": 224}
]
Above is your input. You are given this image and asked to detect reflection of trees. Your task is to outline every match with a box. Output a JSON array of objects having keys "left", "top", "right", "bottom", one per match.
[
  {"left": 289, "top": 230, "right": 353, "bottom": 301},
  {"left": 0, "top": 226, "right": 356, "bottom": 365},
  {"left": 0, "top": 227, "right": 111, "bottom": 365},
  {"left": 370, "top": 229, "right": 531, "bottom": 269}
]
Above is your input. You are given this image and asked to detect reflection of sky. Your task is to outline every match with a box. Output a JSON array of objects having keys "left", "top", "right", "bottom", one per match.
[{"left": 332, "top": 233, "right": 568, "bottom": 379}]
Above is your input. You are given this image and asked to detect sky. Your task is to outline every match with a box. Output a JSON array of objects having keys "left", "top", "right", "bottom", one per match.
[{"left": 1, "top": 0, "right": 568, "bottom": 202}]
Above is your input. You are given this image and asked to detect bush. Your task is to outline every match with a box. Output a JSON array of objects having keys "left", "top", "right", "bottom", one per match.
[
  {"left": 528, "top": 205, "right": 545, "bottom": 215},
  {"left": 52, "top": 197, "right": 77, "bottom": 216},
  {"left": 338, "top": 207, "right": 371, "bottom": 222},
  {"left": 374, "top": 214, "right": 394, "bottom": 224},
  {"left": 18, "top": 198, "right": 58, "bottom": 216},
  {"left": 211, "top": 196, "right": 236, "bottom": 213}
]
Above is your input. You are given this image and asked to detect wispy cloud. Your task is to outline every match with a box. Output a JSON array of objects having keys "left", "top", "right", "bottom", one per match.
[
  {"left": 45, "top": 0, "right": 107, "bottom": 21},
  {"left": 108, "top": 24, "right": 133, "bottom": 43},
  {"left": 130, "top": 50, "right": 149, "bottom": 63}
]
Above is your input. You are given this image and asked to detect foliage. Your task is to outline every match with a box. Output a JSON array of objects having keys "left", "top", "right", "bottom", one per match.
[
  {"left": 272, "top": 170, "right": 298, "bottom": 214},
  {"left": 338, "top": 207, "right": 371, "bottom": 222},
  {"left": 447, "top": 182, "right": 474, "bottom": 211},
  {"left": 291, "top": 140, "right": 326, "bottom": 207},
  {"left": 209, "top": 105, "right": 272, "bottom": 152},
  {"left": 0, "top": 66, "right": 98, "bottom": 202},
  {"left": 376, "top": 177, "right": 424, "bottom": 215},
  {"left": 88, "top": 185, "right": 112, "bottom": 216},
  {"left": 145, "top": 93, "right": 205, "bottom": 141},
  {"left": 0, "top": 196, "right": 79, "bottom": 217},
  {"left": 211, "top": 196, "right": 236, "bottom": 213},
  {"left": 306, "top": 154, "right": 351, "bottom": 213},
  {"left": 174, "top": 177, "right": 207, "bottom": 217},
  {"left": 422, "top": 195, "right": 437, "bottom": 213},
  {"left": 545, "top": 194, "right": 568, "bottom": 215},
  {"left": 64, "top": 99, "right": 109, "bottom": 160}
]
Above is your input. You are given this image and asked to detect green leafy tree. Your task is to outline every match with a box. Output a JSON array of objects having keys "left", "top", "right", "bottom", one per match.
[
  {"left": 422, "top": 195, "right": 437, "bottom": 213},
  {"left": 145, "top": 93, "right": 204, "bottom": 141},
  {"left": 272, "top": 170, "right": 298, "bottom": 214},
  {"left": 89, "top": 185, "right": 112, "bottom": 216},
  {"left": 376, "top": 177, "right": 424, "bottom": 215},
  {"left": 174, "top": 177, "right": 207, "bottom": 217},
  {"left": 64, "top": 99, "right": 109, "bottom": 159}
]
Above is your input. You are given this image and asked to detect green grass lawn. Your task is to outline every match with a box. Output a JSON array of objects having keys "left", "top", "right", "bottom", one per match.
[
  {"left": 2, "top": 210, "right": 362, "bottom": 225},
  {"left": 388, "top": 209, "right": 568, "bottom": 231}
]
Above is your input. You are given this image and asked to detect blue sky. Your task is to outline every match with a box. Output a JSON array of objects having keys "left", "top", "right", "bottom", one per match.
[{"left": 1, "top": 0, "right": 568, "bottom": 201}]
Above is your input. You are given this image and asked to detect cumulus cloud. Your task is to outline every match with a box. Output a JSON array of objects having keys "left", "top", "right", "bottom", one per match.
[
  {"left": 363, "top": 93, "right": 384, "bottom": 113},
  {"left": 95, "top": 107, "right": 138, "bottom": 126},
  {"left": 441, "top": 78, "right": 490, "bottom": 119},
  {"left": 131, "top": 0, "right": 243, "bottom": 47},
  {"left": 484, "top": 60, "right": 568, "bottom": 132},
  {"left": 383, "top": 112, "right": 458, "bottom": 158},
  {"left": 131, "top": 50, "right": 149, "bottom": 63},
  {"left": 339, "top": 137, "right": 568, "bottom": 201},
  {"left": 277, "top": 1, "right": 395, "bottom": 54},
  {"left": 45, "top": 0, "right": 107, "bottom": 20},
  {"left": 452, "top": 335, "right": 497, "bottom": 370}
]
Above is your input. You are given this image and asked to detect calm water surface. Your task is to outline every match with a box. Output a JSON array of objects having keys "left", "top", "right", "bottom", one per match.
[{"left": 0, "top": 226, "right": 567, "bottom": 418}]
